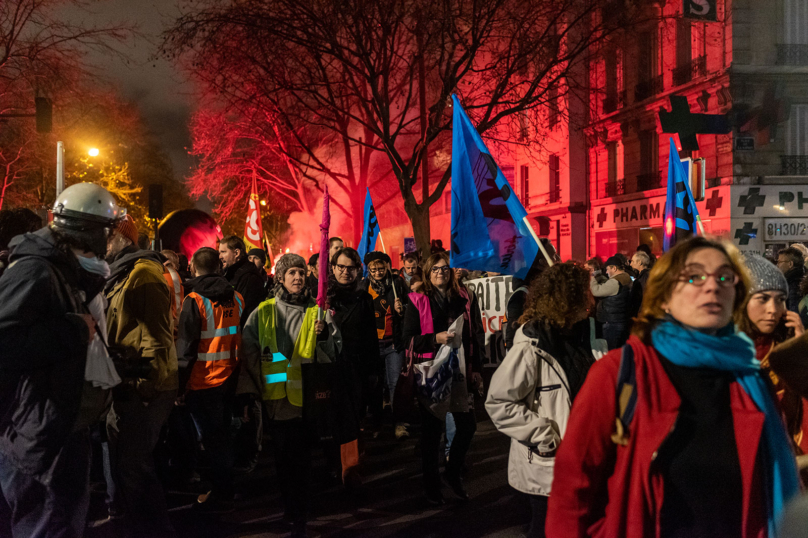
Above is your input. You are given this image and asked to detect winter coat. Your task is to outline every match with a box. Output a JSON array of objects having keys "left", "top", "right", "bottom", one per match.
[
  {"left": 0, "top": 229, "right": 90, "bottom": 482},
  {"left": 628, "top": 268, "right": 649, "bottom": 320},
  {"left": 486, "top": 321, "right": 595, "bottom": 496},
  {"left": 591, "top": 272, "right": 633, "bottom": 324},
  {"left": 546, "top": 336, "right": 768, "bottom": 538},
  {"left": 361, "top": 275, "right": 410, "bottom": 351},
  {"left": 224, "top": 256, "right": 267, "bottom": 325},
  {"left": 402, "top": 286, "right": 485, "bottom": 373},
  {"left": 106, "top": 248, "right": 178, "bottom": 402},
  {"left": 330, "top": 283, "right": 382, "bottom": 375},
  {"left": 784, "top": 266, "right": 805, "bottom": 314}
]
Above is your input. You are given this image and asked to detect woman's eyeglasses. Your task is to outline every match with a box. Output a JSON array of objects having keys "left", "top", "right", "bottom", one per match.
[
  {"left": 679, "top": 268, "right": 738, "bottom": 288},
  {"left": 430, "top": 266, "right": 451, "bottom": 274},
  {"left": 368, "top": 267, "right": 387, "bottom": 274}
]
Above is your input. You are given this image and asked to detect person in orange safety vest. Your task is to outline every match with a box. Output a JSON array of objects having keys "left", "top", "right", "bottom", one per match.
[{"left": 177, "top": 247, "right": 243, "bottom": 513}]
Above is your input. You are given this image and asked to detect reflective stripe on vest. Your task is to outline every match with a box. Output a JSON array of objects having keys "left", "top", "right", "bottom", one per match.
[
  {"left": 186, "top": 291, "right": 244, "bottom": 391},
  {"left": 257, "top": 298, "right": 319, "bottom": 407}
]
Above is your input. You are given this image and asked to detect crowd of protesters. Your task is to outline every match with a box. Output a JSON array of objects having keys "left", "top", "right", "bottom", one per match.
[{"left": 5, "top": 183, "right": 808, "bottom": 538}]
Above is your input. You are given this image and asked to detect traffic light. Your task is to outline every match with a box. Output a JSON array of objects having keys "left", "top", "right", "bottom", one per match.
[{"left": 35, "top": 97, "right": 52, "bottom": 133}]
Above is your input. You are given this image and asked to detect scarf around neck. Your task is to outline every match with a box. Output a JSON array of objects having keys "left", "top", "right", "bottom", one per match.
[
  {"left": 651, "top": 319, "right": 799, "bottom": 536},
  {"left": 275, "top": 285, "right": 311, "bottom": 306}
]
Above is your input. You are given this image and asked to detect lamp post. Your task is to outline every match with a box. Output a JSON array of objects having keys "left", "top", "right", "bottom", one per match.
[{"left": 55, "top": 142, "right": 65, "bottom": 196}]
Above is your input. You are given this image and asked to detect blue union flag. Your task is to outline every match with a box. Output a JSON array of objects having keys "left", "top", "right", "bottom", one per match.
[
  {"left": 449, "top": 94, "right": 538, "bottom": 278},
  {"left": 663, "top": 137, "right": 702, "bottom": 251}
]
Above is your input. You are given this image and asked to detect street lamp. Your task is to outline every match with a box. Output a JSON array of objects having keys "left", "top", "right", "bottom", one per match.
[{"left": 88, "top": 148, "right": 100, "bottom": 157}]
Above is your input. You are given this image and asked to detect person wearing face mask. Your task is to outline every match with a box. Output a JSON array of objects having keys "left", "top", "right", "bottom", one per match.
[
  {"left": 736, "top": 255, "right": 808, "bottom": 467},
  {"left": 0, "top": 183, "right": 123, "bottom": 538},
  {"left": 546, "top": 237, "right": 800, "bottom": 538},
  {"left": 238, "top": 253, "right": 339, "bottom": 538},
  {"left": 402, "top": 252, "right": 485, "bottom": 506}
]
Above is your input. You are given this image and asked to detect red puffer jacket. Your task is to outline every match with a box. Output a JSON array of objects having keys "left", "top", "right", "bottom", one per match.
[{"left": 546, "top": 336, "right": 768, "bottom": 538}]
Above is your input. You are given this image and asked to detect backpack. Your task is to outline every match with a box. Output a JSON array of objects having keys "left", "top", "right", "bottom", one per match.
[{"left": 611, "top": 343, "right": 637, "bottom": 446}]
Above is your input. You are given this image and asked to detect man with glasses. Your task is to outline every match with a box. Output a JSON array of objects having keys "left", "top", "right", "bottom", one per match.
[
  {"left": 590, "top": 255, "right": 633, "bottom": 350},
  {"left": 363, "top": 252, "right": 410, "bottom": 439}
]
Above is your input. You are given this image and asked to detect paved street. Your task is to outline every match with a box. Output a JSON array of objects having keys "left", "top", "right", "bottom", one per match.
[{"left": 86, "top": 415, "right": 530, "bottom": 538}]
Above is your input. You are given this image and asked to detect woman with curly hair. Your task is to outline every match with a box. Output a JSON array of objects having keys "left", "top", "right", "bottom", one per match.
[
  {"left": 546, "top": 237, "right": 800, "bottom": 538},
  {"left": 486, "top": 263, "right": 597, "bottom": 538}
]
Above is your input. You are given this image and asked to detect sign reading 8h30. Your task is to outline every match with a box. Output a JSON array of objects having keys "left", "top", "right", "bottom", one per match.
[{"left": 764, "top": 219, "right": 808, "bottom": 241}]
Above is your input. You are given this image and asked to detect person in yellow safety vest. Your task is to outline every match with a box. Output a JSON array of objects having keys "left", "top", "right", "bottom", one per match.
[
  {"left": 177, "top": 247, "right": 244, "bottom": 513},
  {"left": 237, "top": 253, "right": 339, "bottom": 538},
  {"left": 162, "top": 250, "right": 185, "bottom": 342}
]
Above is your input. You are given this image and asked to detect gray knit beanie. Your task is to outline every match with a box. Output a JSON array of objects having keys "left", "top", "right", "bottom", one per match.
[
  {"left": 274, "top": 253, "right": 306, "bottom": 281},
  {"left": 744, "top": 254, "right": 789, "bottom": 295}
]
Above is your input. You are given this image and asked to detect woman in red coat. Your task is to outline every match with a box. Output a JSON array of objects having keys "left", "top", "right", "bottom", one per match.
[{"left": 546, "top": 237, "right": 799, "bottom": 538}]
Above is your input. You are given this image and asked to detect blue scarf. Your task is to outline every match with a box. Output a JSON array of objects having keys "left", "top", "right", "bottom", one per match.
[{"left": 652, "top": 320, "right": 799, "bottom": 536}]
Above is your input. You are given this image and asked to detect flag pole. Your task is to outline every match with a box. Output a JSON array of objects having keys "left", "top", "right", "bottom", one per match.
[
  {"left": 523, "top": 217, "right": 554, "bottom": 267},
  {"left": 696, "top": 216, "right": 705, "bottom": 235},
  {"left": 378, "top": 230, "right": 387, "bottom": 254}
]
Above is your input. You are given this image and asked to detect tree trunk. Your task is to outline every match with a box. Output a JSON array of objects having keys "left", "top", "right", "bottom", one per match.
[{"left": 409, "top": 203, "right": 432, "bottom": 261}]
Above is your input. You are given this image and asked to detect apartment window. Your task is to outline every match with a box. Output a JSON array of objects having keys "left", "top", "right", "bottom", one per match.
[
  {"left": 548, "top": 85, "right": 559, "bottom": 129},
  {"left": 778, "top": 0, "right": 808, "bottom": 65},
  {"left": 520, "top": 165, "right": 530, "bottom": 209},
  {"left": 782, "top": 104, "right": 808, "bottom": 175},
  {"left": 607, "top": 142, "right": 618, "bottom": 183},
  {"left": 549, "top": 155, "right": 560, "bottom": 203},
  {"left": 674, "top": 19, "right": 692, "bottom": 86},
  {"left": 605, "top": 54, "right": 617, "bottom": 113},
  {"left": 638, "top": 130, "right": 660, "bottom": 191},
  {"left": 634, "top": 30, "right": 660, "bottom": 101}
]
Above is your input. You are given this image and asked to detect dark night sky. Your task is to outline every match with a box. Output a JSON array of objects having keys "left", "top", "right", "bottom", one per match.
[{"left": 63, "top": 0, "right": 196, "bottom": 183}]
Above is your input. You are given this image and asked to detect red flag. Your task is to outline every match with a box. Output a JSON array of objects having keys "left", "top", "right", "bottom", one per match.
[
  {"left": 243, "top": 174, "right": 263, "bottom": 251},
  {"left": 317, "top": 185, "right": 330, "bottom": 311}
]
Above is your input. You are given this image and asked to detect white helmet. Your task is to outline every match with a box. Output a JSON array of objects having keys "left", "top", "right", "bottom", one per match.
[
  {"left": 53, "top": 183, "right": 124, "bottom": 228},
  {"left": 51, "top": 183, "right": 124, "bottom": 257}
]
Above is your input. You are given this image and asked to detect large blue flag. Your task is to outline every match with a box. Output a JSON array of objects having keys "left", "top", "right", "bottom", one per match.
[
  {"left": 663, "top": 137, "right": 702, "bottom": 252},
  {"left": 357, "top": 188, "right": 380, "bottom": 264},
  {"left": 449, "top": 94, "right": 539, "bottom": 278}
]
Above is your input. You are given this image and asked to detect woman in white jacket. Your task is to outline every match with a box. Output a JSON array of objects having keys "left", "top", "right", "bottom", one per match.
[{"left": 486, "top": 263, "right": 597, "bottom": 538}]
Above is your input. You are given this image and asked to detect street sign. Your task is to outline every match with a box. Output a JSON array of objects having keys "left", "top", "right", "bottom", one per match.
[
  {"left": 683, "top": 0, "right": 717, "bottom": 21},
  {"left": 764, "top": 218, "right": 808, "bottom": 241},
  {"left": 735, "top": 137, "right": 755, "bottom": 151}
]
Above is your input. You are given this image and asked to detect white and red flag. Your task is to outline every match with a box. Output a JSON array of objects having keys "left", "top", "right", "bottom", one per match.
[{"left": 243, "top": 174, "right": 263, "bottom": 251}]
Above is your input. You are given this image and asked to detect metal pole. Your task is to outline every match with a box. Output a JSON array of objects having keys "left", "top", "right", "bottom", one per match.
[{"left": 55, "top": 141, "right": 64, "bottom": 196}]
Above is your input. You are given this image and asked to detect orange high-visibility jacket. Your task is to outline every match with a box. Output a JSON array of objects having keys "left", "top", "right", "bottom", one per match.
[{"left": 185, "top": 290, "right": 244, "bottom": 391}]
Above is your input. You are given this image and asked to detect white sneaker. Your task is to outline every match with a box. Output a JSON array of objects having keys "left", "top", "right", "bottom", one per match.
[{"left": 395, "top": 423, "right": 410, "bottom": 439}]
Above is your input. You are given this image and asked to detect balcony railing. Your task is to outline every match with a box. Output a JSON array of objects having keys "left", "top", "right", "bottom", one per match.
[
  {"left": 672, "top": 55, "right": 706, "bottom": 86},
  {"left": 637, "top": 172, "right": 662, "bottom": 191},
  {"left": 634, "top": 75, "right": 663, "bottom": 103},
  {"left": 603, "top": 179, "right": 625, "bottom": 198},
  {"left": 776, "top": 45, "right": 808, "bottom": 66},
  {"left": 782, "top": 155, "right": 808, "bottom": 175}
]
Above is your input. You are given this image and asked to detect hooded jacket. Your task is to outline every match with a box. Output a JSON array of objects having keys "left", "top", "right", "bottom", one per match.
[
  {"left": 0, "top": 228, "right": 91, "bottom": 482},
  {"left": 486, "top": 321, "right": 596, "bottom": 496},
  {"left": 224, "top": 256, "right": 267, "bottom": 325},
  {"left": 176, "top": 273, "right": 240, "bottom": 391},
  {"left": 106, "top": 247, "right": 178, "bottom": 401}
]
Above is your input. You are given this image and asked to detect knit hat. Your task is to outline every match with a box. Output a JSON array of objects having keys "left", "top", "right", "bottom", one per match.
[
  {"left": 116, "top": 214, "right": 138, "bottom": 246},
  {"left": 274, "top": 253, "right": 306, "bottom": 280},
  {"left": 364, "top": 251, "right": 391, "bottom": 266},
  {"left": 744, "top": 254, "right": 788, "bottom": 295},
  {"left": 247, "top": 248, "right": 267, "bottom": 266},
  {"left": 604, "top": 255, "right": 623, "bottom": 269}
]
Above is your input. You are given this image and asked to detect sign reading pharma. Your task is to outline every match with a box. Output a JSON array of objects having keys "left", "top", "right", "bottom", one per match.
[
  {"left": 593, "top": 185, "right": 730, "bottom": 230},
  {"left": 730, "top": 185, "right": 808, "bottom": 255}
]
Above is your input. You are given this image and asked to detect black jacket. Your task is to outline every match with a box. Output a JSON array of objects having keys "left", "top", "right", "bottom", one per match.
[
  {"left": 176, "top": 274, "right": 239, "bottom": 392},
  {"left": 628, "top": 269, "right": 650, "bottom": 320},
  {"left": 598, "top": 273, "right": 633, "bottom": 324},
  {"left": 402, "top": 288, "right": 485, "bottom": 372},
  {"left": 329, "top": 283, "right": 381, "bottom": 375},
  {"left": 361, "top": 275, "right": 410, "bottom": 351},
  {"left": 224, "top": 256, "right": 267, "bottom": 325},
  {"left": 785, "top": 266, "right": 805, "bottom": 314},
  {"left": 0, "top": 229, "right": 91, "bottom": 482}
]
